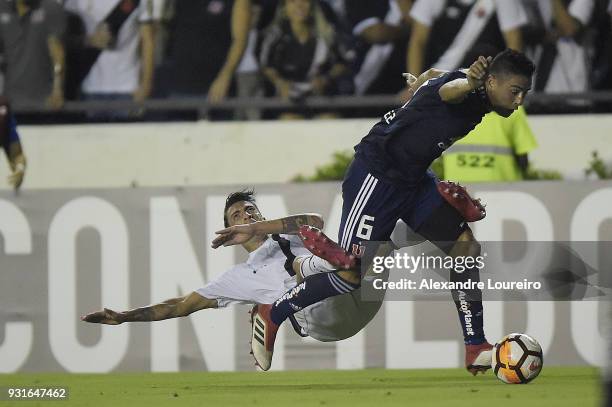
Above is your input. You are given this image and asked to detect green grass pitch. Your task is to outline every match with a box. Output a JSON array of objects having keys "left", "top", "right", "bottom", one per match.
[{"left": 0, "top": 366, "right": 600, "bottom": 407}]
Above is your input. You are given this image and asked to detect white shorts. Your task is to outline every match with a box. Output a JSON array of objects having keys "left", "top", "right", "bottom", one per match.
[{"left": 294, "top": 255, "right": 383, "bottom": 342}]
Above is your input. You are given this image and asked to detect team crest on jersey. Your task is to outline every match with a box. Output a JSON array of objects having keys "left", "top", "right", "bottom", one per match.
[{"left": 351, "top": 244, "right": 365, "bottom": 258}]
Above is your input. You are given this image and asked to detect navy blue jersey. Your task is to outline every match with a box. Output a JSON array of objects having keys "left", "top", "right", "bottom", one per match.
[
  {"left": 354, "top": 70, "right": 491, "bottom": 186},
  {"left": 0, "top": 99, "right": 20, "bottom": 157}
]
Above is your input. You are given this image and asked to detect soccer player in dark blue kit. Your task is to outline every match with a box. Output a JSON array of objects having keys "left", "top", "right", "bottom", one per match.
[{"left": 243, "top": 49, "right": 535, "bottom": 373}]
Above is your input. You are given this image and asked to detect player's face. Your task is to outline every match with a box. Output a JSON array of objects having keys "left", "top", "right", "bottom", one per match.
[
  {"left": 487, "top": 73, "right": 532, "bottom": 118},
  {"left": 226, "top": 201, "right": 264, "bottom": 227}
]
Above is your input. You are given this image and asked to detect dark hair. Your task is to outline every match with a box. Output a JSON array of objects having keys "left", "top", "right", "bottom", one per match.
[
  {"left": 223, "top": 189, "right": 257, "bottom": 227},
  {"left": 489, "top": 49, "right": 535, "bottom": 79}
]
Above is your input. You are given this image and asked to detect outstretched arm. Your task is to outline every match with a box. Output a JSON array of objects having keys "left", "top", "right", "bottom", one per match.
[
  {"left": 439, "top": 56, "right": 491, "bottom": 103},
  {"left": 81, "top": 291, "right": 216, "bottom": 325},
  {"left": 212, "top": 213, "right": 324, "bottom": 248}
]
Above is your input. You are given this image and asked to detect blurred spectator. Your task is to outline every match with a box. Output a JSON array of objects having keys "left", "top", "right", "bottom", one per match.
[
  {"left": 259, "top": 0, "right": 350, "bottom": 119},
  {"left": 234, "top": 0, "right": 268, "bottom": 120},
  {"left": 0, "top": 97, "right": 26, "bottom": 189},
  {"left": 588, "top": 0, "right": 612, "bottom": 93},
  {"left": 345, "top": 0, "right": 412, "bottom": 95},
  {"left": 64, "top": 0, "right": 163, "bottom": 106},
  {"left": 207, "top": 0, "right": 251, "bottom": 104},
  {"left": 521, "top": 0, "right": 595, "bottom": 93},
  {"left": 442, "top": 107, "right": 538, "bottom": 182},
  {"left": 166, "top": 0, "right": 250, "bottom": 101},
  {"left": 0, "top": 0, "right": 66, "bottom": 109},
  {"left": 408, "top": 0, "right": 526, "bottom": 75},
  {"left": 321, "top": 0, "right": 345, "bottom": 20}
]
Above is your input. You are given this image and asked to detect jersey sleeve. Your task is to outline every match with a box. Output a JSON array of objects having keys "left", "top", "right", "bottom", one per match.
[
  {"left": 410, "top": 70, "right": 466, "bottom": 103},
  {"left": 195, "top": 265, "right": 252, "bottom": 308},
  {"left": 509, "top": 107, "right": 538, "bottom": 155},
  {"left": 429, "top": 70, "right": 467, "bottom": 90},
  {"left": 495, "top": 0, "right": 528, "bottom": 32}
]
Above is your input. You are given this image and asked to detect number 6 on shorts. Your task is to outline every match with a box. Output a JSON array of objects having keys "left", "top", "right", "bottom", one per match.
[{"left": 356, "top": 215, "right": 375, "bottom": 240}]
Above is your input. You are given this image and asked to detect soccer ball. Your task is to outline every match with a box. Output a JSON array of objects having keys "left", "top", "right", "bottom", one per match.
[{"left": 491, "top": 333, "right": 543, "bottom": 384}]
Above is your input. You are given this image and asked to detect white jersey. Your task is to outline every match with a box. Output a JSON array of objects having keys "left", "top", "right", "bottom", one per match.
[
  {"left": 521, "top": 0, "right": 595, "bottom": 93},
  {"left": 197, "top": 235, "right": 309, "bottom": 307},
  {"left": 196, "top": 234, "right": 383, "bottom": 342},
  {"left": 64, "top": 0, "right": 164, "bottom": 94}
]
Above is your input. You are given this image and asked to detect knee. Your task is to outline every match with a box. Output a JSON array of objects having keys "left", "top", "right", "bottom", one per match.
[{"left": 292, "top": 257, "right": 305, "bottom": 283}]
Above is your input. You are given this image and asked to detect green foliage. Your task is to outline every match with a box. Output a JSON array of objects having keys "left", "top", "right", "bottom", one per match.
[
  {"left": 524, "top": 166, "right": 563, "bottom": 181},
  {"left": 585, "top": 150, "right": 612, "bottom": 179},
  {"left": 293, "top": 150, "right": 566, "bottom": 182},
  {"left": 292, "top": 150, "right": 354, "bottom": 182}
]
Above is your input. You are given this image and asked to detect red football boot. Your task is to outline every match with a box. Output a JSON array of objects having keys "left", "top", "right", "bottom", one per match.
[
  {"left": 298, "top": 225, "right": 357, "bottom": 270},
  {"left": 437, "top": 181, "right": 486, "bottom": 222},
  {"left": 465, "top": 341, "right": 494, "bottom": 376}
]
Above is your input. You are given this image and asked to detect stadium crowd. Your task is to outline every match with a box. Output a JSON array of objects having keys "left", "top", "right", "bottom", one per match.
[{"left": 0, "top": 0, "right": 611, "bottom": 121}]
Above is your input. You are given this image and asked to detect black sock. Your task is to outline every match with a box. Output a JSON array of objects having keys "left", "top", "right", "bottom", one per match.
[{"left": 451, "top": 265, "right": 486, "bottom": 345}]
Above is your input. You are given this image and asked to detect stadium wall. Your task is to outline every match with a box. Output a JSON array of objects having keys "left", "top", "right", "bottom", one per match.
[
  {"left": 0, "top": 182, "right": 610, "bottom": 373},
  {"left": 1, "top": 114, "right": 611, "bottom": 190}
]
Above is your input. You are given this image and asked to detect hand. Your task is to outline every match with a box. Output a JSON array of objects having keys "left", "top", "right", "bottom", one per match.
[
  {"left": 467, "top": 56, "right": 492, "bottom": 90},
  {"left": 81, "top": 308, "right": 124, "bottom": 325},
  {"left": 396, "top": 87, "right": 414, "bottom": 103},
  {"left": 87, "top": 23, "right": 113, "bottom": 49},
  {"left": 8, "top": 153, "right": 26, "bottom": 190},
  {"left": 208, "top": 73, "right": 232, "bottom": 104},
  {"left": 310, "top": 76, "right": 328, "bottom": 95},
  {"left": 46, "top": 88, "right": 64, "bottom": 110},
  {"left": 275, "top": 79, "right": 292, "bottom": 100},
  {"left": 211, "top": 223, "right": 259, "bottom": 248},
  {"left": 397, "top": 72, "right": 418, "bottom": 102}
]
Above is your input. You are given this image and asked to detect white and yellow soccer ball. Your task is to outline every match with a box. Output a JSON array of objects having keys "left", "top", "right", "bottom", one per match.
[{"left": 492, "top": 333, "right": 543, "bottom": 384}]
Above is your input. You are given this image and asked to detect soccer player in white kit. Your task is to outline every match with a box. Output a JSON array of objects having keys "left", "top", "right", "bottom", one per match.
[{"left": 81, "top": 190, "right": 383, "bottom": 350}]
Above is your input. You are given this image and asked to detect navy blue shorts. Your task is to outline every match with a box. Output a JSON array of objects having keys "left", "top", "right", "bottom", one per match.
[{"left": 338, "top": 158, "right": 443, "bottom": 254}]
